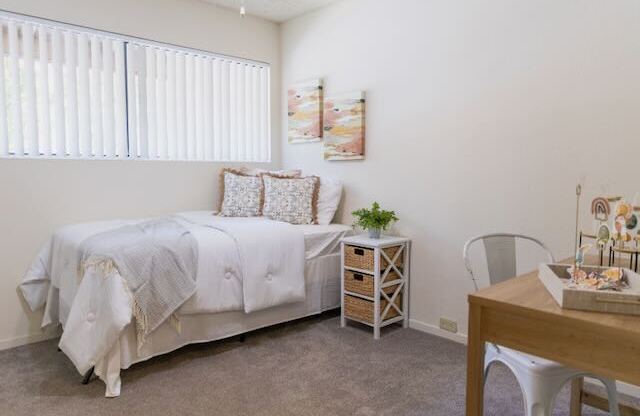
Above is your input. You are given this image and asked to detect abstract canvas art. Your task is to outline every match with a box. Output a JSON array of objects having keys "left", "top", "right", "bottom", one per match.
[
  {"left": 288, "top": 79, "right": 323, "bottom": 143},
  {"left": 323, "top": 91, "right": 365, "bottom": 160}
]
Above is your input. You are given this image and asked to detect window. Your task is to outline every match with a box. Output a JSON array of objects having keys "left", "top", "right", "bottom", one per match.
[{"left": 0, "top": 12, "right": 271, "bottom": 162}]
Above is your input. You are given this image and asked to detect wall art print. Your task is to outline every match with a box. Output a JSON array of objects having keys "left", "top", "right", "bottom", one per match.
[
  {"left": 323, "top": 90, "right": 365, "bottom": 161},
  {"left": 288, "top": 78, "right": 323, "bottom": 144}
]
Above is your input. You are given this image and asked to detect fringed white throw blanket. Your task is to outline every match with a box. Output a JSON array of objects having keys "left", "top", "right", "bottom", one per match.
[{"left": 78, "top": 218, "right": 198, "bottom": 349}]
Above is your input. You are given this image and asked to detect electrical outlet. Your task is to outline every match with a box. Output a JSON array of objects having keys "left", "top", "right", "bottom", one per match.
[{"left": 439, "top": 317, "right": 458, "bottom": 333}]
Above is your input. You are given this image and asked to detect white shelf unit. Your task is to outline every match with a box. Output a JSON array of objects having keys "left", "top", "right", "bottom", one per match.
[{"left": 340, "top": 234, "right": 411, "bottom": 339}]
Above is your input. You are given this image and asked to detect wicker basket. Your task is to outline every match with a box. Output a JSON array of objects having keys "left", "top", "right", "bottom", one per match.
[
  {"left": 344, "top": 244, "right": 404, "bottom": 272},
  {"left": 344, "top": 293, "right": 402, "bottom": 324},
  {"left": 344, "top": 270, "right": 401, "bottom": 297}
]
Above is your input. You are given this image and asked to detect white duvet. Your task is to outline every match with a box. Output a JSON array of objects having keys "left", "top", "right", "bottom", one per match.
[{"left": 20, "top": 211, "right": 306, "bottom": 396}]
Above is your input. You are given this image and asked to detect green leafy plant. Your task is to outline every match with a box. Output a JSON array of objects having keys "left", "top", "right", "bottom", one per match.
[{"left": 352, "top": 202, "right": 399, "bottom": 231}]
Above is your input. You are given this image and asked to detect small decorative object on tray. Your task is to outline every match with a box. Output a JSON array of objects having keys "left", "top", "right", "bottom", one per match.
[
  {"left": 568, "top": 244, "right": 629, "bottom": 291},
  {"left": 567, "top": 265, "right": 628, "bottom": 291}
]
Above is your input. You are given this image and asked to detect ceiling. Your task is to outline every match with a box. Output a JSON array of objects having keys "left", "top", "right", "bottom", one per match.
[{"left": 203, "top": 0, "right": 339, "bottom": 22}]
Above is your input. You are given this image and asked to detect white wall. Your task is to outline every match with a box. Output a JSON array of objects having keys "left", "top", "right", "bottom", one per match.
[
  {"left": 281, "top": 0, "right": 640, "bottom": 338},
  {"left": 0, "top": 0, "right": 280, "bottom": 349}
]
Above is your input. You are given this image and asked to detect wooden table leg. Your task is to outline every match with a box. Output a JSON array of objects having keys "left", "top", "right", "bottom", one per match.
[
  {"left": 569, "top": 377, "right": 584, "bottom": 416},
  {"left": 466, "top": 303, "right": 485, "bottom": 416}
]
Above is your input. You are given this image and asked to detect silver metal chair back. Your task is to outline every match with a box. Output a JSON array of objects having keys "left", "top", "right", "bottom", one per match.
[{"left": 463, "top": 233, "right": 555, "bottom": 291}]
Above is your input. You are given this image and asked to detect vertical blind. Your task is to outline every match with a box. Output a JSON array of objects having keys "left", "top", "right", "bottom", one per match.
[{"left": 0, "top": 13, "right": 271, "bottom": 162}]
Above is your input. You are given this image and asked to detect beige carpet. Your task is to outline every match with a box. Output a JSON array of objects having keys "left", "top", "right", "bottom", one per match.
[{"left": 0, "top": 312, "right": 632, "bottom": 415}]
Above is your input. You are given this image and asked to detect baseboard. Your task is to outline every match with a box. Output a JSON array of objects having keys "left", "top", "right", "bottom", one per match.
[
  {"left": 409, "top": 318, "right": 468, "bottom": 345},
  {"left": 0, "top": 328, "right": 61, "bottom": 351}
]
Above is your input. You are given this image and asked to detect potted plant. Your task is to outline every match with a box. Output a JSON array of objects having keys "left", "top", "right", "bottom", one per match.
[{"left": 352, "top": 202, "right": 399, "bottom": 239}]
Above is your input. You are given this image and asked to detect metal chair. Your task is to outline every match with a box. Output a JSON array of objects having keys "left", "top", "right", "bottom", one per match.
[{"left": 463, "top": 233, "right": 620, "bottom": 416}]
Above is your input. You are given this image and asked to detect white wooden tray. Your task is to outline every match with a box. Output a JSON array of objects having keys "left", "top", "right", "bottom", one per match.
[{"left": 538, "top": 263, "right": 640, "bottom": 315}]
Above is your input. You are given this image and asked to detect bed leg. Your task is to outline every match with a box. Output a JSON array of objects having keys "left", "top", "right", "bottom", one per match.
[
  {"left": 81, "top": 367, "right": 94, "bottom": 385},
  {"left": 239, "top": 334, "right": 246, "bottom": 343}
]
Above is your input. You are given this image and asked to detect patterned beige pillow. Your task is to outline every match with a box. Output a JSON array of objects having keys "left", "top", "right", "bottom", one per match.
[
  {"left": 220, "top": 170, "right": 264, "bottom": 217},
  {"left": 217, "top": 168, "right": 301, "bottom": 212},
  {"left": 262, "top": 175, "right": 320, "bottom": 224}
]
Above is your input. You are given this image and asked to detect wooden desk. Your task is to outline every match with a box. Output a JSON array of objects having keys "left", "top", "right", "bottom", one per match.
[{"left": 466, "top": 261, "right": 640, "bottom": 416}]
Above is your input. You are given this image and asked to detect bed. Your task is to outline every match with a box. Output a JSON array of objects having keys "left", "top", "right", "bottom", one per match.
[{"left": 20, "top": 211, "right": 352, "bottom": 397}]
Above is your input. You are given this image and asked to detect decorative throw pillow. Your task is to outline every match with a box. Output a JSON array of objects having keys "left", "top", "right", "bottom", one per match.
[
  {"left": 316, "top": 178, "right": 343, "bottom": 225},
  {"left": 219, "top": 170, "right": 264, "bottom": 217},
  {"left": 217, "top": 168, "right": 302, "bottom": 212},
  {"left": 262, "top": 175, "right": 320, "bottom": 224}
]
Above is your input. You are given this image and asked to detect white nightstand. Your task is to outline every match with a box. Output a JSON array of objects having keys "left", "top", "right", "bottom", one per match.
[{"left": 340, "top": 234, "right": 410, "bottom": 339}]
